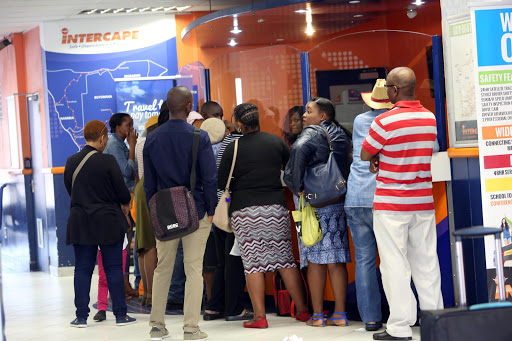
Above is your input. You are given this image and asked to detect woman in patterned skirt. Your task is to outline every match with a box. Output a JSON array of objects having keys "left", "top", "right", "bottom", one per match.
[
  {"left": 218, "top": 103, "right": 310, "bottom": 328},
  {"left": 284, "top": 97, "right": 352, "bottom": 327}
]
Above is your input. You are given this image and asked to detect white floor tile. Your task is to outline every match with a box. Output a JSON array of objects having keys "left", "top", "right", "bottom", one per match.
[{"left": 3, "top": 271, "right": 422, "bottom": 341}]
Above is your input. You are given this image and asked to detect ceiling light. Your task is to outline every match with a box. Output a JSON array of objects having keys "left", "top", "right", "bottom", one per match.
[
  {"left": 113, "top": 8, "right": 124, "bottom": 13},
  {"left": 354, "top": 14, "right": 364, "bottom": 18},
  {"left": 176, "top": 6, "right": 191, "bottom": 11},
  {"left": 127, "top": 8, "right": 137, "bottom": 13},
  {"left": 407, "top": 9, "right": 418, "bottom": 19},
  {"left": 87, "top": 9, "right": 98, "bottom": 14},
  {"left": 228, "top": 38, "right": 237, "bottom": 47},
  {"left": 231, "top": 15, "right": 242, "bottom": 34},
  {"left": 412, "top": 0, "right": 425, "bottom": 5},
  {"left": 164, "top": 6, "right": 176, "bottom": 11},
  {"left": 100, "top": 9, "right": 111, "bottom": 14},
  {"left": 349, "top": 1, "right": 361, "bottom": 3},
  {"left": 152, "top": 7, "right": 163, "bottom": 11},
  {"left": 295, "top": 9, "right": 308, "bottom": 13},
  {"left": 139, "top": 7, "right": 151, "bottom": 12},
  {"left": 258, "top": 19, "right": 265, "bottom": 23},
  {"left": 276, "top": 38, "right": 284, "bottom": 41},
  {"left": 305, "top": 6, "right": 315, "bottom": 36}
]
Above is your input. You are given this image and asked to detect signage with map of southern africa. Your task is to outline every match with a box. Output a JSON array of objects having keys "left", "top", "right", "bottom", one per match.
[{"left": 40, "top": 15, "right": 178, "bottom": 167}]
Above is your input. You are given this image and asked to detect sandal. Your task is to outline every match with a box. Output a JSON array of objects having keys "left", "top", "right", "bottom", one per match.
[
  {"left": 306, "top": 312, "right": 325, "bottom": 327},
  {"left": 326, "top": 312, "right": 348, "bottom": 326}
]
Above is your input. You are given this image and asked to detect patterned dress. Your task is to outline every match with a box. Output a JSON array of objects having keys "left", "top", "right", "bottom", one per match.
[
  {"left": 297, "top": 202, "right": 351, "bottom": 268},
  {"left": 231, "top": 205, "right": 297, "bottom": 274}
]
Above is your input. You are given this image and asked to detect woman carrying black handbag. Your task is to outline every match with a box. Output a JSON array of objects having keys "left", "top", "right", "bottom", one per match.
[{"left": 284, "top": 97, "right": 352, "bottom": 327}]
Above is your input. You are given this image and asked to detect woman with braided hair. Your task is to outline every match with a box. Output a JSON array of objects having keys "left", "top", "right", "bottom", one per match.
[{"left": 218, "top": 103, "right": 310, "bottom": 328}]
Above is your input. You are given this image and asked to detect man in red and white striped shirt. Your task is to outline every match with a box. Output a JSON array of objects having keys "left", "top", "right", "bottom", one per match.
[{"left": 361, "top": 67, "right": 443, "bottom": 341}]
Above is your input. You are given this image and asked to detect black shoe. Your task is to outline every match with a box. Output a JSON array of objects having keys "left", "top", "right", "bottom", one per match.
[
  {"left": 225, "top": 310, "right": 254, "bottom": 321},
  {"left": 373, "top": 331, "right": 412, "bottom": 340},
  {"left": 93, "top": 310, "right": 106, "bottom": 322},
  {"left": 203, "top": 311, "right": 224, "bottom": 321},
  {"left": 366, "top": 322, "right": 383, "bottom": 331}
]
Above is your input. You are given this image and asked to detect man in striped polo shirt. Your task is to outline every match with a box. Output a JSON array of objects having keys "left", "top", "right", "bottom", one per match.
[{"left": 361, "top": 67, "right": 443, "bottom": 340}]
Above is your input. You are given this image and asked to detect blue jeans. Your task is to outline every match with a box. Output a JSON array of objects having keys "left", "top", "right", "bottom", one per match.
[
  {"left": 345, "top": 207, "right": 382, "bottom": 323},
  {"left": 168, "top": 239, "right": 186, "bottom": 301},
  {"left": 74, "top": 238, "right": 126, "bottom": 319}
]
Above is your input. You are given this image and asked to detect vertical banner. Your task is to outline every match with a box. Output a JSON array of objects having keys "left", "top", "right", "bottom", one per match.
[
  {"left": 471, "top": 2, "right": 512, "bottom": 302},
  {"left": 115, "top": 79, "right": 175, "bottom": 133}
]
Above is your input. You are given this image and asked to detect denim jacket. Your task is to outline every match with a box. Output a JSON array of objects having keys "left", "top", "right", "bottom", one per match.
[
  {"left": 284, "top": 120, "right": 352, "bottom": 196},
  {"left": 103, "top": 133, "right": 135, "bottom": 191}
]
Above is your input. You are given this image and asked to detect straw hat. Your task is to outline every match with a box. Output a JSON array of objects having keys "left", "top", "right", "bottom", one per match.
[
  {"left": 361, "top": 79, "right": 393, "bottom": 110},
  {"left": 145, "top": 115, "right": 159, "bottom": 129},
  {"left": 201, "top": 118, "right": 226, "bottom": 144}
]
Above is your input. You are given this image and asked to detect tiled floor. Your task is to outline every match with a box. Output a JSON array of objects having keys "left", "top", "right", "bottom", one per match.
[{"left": 3, "top": 271, "right": 421, "bottom": 341}]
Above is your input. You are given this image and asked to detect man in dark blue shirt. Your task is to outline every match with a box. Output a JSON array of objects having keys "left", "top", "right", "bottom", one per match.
[{"left": 144, "top": 86, "right": 216, "bottom": 341}]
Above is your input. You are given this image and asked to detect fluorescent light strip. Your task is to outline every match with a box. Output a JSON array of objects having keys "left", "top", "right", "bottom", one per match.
[
  {"left": 127, "top": 8, "right": 137, "bottom": 13},
  {"left": 100, "top": 9, "right": 111, "bottom": 14},
  {"left": 176, "top": 6, "right": 191, "bottom": 11},
  {"left": 235, "top": 78, "right": 243, "bottom": 105},
  {"left": 113, "top": 8, "right": 124, "bottom": 13},
  {"left": 152, "top": 7, "right": 163, "bottom": 11}
]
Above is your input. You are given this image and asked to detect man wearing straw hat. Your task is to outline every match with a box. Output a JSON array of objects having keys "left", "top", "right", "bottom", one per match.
[
  {"left": 345, "top": 79, "right": 393, "bottom": 333},
  {"left": 361, "top": 67, "right": 443, "bottom": 340}
]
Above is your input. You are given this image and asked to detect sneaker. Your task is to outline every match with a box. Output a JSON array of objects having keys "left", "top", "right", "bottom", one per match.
[
  {"left": 150, "top": 326, "right": 169, "bottom": 340},
  {"left": 93, "top": 310, "right": 106, "bottom": 322},
  {"left": 116, "top": 315, "right": 137, "bottom": 326},
  {"left": 184, "top": 330, "right": 208, "bottom": 341},
  {"left": 70, "top": 317, "right": 87, "bottom": 328}
]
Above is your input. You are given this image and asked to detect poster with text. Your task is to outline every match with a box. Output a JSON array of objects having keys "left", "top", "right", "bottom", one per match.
[
  {"left": 40, "top": 14, "right": 178, "bottom": 166},
  {"left": 115, "top": 79, "right": 175, "bottom": 133},
  {"left": 471, "top": 2, "right": 512, "bottom": 302}
]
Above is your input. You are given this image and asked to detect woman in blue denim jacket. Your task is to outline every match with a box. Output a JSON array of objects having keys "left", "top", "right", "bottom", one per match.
[{"left": 284, "top": 97, "right": 352, "bottom": 327}]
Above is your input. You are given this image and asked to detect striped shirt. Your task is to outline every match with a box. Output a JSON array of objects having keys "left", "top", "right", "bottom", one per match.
[
  {"left": 216, "top": 131, "right": 243, "bottom": 201},
  {"left": 361, "top": 101, "right": 437, "bottom": 214}
]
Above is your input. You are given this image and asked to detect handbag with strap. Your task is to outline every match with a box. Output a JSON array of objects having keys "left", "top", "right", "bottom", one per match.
[
  {"left": 291, "top": 194, "right": 322, "bottom": 247},
  {"left": 213, "top": 139, "right": 238, "bottom": 233},
  {"left": 303, "top": 126, "right": 347, "bottom": 207},
  {"left": 72, "top": 150, "right": 97, "bottom": 189},
  {"left": 148, "top": 128, "right": 201, "bottom": 241}
]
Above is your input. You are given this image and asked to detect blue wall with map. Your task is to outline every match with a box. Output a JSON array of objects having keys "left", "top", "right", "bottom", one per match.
[{"left": 43, "top": 37, "right": 178, "bottom": 167}]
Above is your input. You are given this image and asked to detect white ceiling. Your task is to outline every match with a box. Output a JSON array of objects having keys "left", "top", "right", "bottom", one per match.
[{"left": 0, "top": 0, "right": 253, "bottom": 38}]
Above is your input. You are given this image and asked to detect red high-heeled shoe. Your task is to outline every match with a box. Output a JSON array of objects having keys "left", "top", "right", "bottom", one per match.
[
  {"left": 243, "top": 315, "right": 268, "bottom": 328},
  {"left": 295, "top": 311, "right": 311, "bottom": 322}
]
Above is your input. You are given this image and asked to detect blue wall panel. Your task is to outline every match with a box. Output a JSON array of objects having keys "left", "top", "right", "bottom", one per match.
[{"left": 450, "top": 157, "right": 487, "bottom": 305}]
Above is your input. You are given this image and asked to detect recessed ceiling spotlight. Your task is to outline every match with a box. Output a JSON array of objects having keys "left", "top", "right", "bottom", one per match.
[
  {"left": 354, "top": 14, "right": 364, "bottom": 18},
  {"left": 230, "top": 28, "right": 242, "bottom": 34},
  {"left": 228, "top": 38, "right": 238, "bottom": 47},
  {"left": 295, "top": 9, "right": 308, "bottom": 13},
  {"left": 276, "top": 38, "right": 285, "bottom": 41},
  {"left": 258, "top": 19, "right": 265, "bottom": 23},
  {"left": 349, "top": 1, "right": 361, "bottom": 3},
  {"left": 412, "top": 0, "right": 425, "bottom": 5}
]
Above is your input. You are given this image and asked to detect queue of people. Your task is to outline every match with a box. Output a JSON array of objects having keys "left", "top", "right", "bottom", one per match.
[{"left": 64, "top": 67, "right": 444, "bottom": 341}]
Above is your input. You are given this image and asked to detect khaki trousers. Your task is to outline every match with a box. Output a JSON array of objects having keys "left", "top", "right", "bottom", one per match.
[
  {"left": 373, "top": 212, "right": 444, "bottom": 338},
  {"left": 149, "top": 214, "right": 211, "bottom": 332}
]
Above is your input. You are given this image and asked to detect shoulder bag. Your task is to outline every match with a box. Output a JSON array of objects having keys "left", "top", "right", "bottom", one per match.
[
  {"left": 148, "top": 128, "right": 201, "bottom": 241},
  {"left": 72, "top": 150, "right": 97, "bottom": 189},
  {"left": 303, "top": 126, "right": 347, "bottom": 206},
  {"left": 213, "top": 139, "right": 238, "bottom": 233}
]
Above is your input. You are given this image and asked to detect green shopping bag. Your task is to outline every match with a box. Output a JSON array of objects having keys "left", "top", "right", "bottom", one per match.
[{"left": 291, "top": 194, "right": 322, "bottom": 247}]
